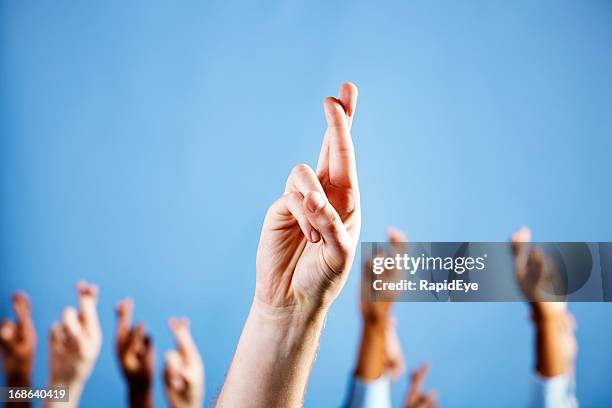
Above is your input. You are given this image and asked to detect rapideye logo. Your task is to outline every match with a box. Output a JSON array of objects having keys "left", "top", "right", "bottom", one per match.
[{"left": 372, "top": 253, "right": 488, "bottom": 275}]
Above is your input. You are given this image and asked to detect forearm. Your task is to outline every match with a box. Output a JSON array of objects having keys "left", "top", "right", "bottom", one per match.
[
  {"left": 6, "top": 371, "right": 31, "bottom": 388},
  {"left": 217, "top": 299, "right": 327, "bottom": 407},
  {"left": 128, "top": 385, "right": 154, "bottom": 408},
  {"left": 43, "top": 379, "right": 83, "bottom": 408},
  {"left": 354, "top": 318, "right": 388, "bottom": 381},
  {"left": 5, "top": 372, "right": 32, "bottom": 408},
  {"left": 532, "top": 304, "right": 567, "bottom": 377}
]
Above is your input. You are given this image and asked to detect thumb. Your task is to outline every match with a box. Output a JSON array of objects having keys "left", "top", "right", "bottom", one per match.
[{"left": 303, "top": 191, "right": 352, "bottom": 273}]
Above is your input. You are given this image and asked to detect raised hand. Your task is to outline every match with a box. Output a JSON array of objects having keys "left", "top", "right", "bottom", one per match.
[
  {"left": 361, "top": 227, "right": 407, "bottom": 323},
  {"left": 404, "top": 364, "right": 437, "bottom": 408},
  {"left": 115, "top": 298, "right": 154, "bottom": 408},
  {"left": 355, "top": 227, "right": 407, "bottom": 382},
  {"left": 218, "top": 83, "right": 362, "bottom": 407},
  {"left": 511, "top": 227, "right": 572, "bottom": 378},
  {"left": 511, "top": 227, "right": 566, "bottom": 317},
  {"left": 163, "top": 318, "right": 204, "bottom": 408},
  {"left": 46, "top": 281, "right": 102, "bottom": 408},
  {"left": 255, "top": 82, "right": 360, "bottom": 312},
  {"left": 0, "top": 293, "right": 36, "bottom": 388}
]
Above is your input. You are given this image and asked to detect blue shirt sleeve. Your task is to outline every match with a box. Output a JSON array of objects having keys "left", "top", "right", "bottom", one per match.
[
  {"left": 530, "top": 373, "right": 578, "bottom": 408},
  {"left": 344, "top": 376, "right": 392, "bottom": 408}
]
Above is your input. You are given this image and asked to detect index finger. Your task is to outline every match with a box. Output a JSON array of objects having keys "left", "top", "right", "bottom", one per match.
[
  {"left": 168, "top": 317, "right": 199, "bottom": 362},
  {"left": 12, "top": 292, "right": 34, "bottom": 331},
  {"left": 387, "top": 226, "right": 408, "bottom": 255},
  {"left": 511, "top": 226, "right": 531, "bottom": 257},
  {"left": 316, "top": 83, "right": 359, "bottom": 185},
  {"left": 77, "top": 281, "right": 100, "bottom": 331},
  {"left": 115, "top": 298, "right": 134, "bottom": 344},
  {"left": 405, "top": 363, "right": 430, "bottom": 407}
]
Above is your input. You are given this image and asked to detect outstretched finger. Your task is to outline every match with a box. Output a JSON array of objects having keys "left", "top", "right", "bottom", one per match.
[
  {"left": 387, "top": 226, "right": 408, "bottom": 256},
  {"left": 405, "top": 363, "right": 430, "bottom": 407},
  {"left": 77, "top": 281, "right": 100, "bottom": 332},
  {"left": 115, "top": 298, "right": 134, "bottom": 346},
  {"left": 168, "top": 317, "right": 200, "bottom": 362},
  {"left": 337, "top": 82, "right": 358, "bottom": 130},
  {"left": 12, "top": 292, "right": 33, "bottom": 330},
  {"left": 317, "top": 83, "right": 358, "bottom": 176},
  {"left": 323, "top": 96, "right": 358, "bottom": 189},
  {"left": 511, "top": 226, "right": 531, "bottom": 257}
]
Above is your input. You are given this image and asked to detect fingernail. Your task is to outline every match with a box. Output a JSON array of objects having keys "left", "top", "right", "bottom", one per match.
[
  {"left": 306, "top": 192, "right": 325, "bottom": 213},
  {"left": 310, "top": 229, "right": 321, "bottom": 243}
]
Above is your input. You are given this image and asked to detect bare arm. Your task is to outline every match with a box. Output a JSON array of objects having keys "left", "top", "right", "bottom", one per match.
[
  {"left": 0, "top": 293, "right": 36, "bottom": 408},
  {"left": 45, "top": 281, "right": 102, "bottom": 408},
  {"left": 115, "top": 298, "right": 155, "bottom": 408},
  {"left": 511, "top": 227, "right": 574, "bottom": 377}
]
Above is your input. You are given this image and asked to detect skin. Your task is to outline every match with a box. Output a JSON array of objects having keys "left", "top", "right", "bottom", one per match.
[
  {"left": 45, "top": 281, "right": 102, "bottom": 408},
  {"left": 216, "top": 83, "right": 361, "bottom": 407},
  {"left": 355, "top": 227, "right": 407, "bottom": 381},
  {"left": 0, "top": 292, "right": 36, "bottom": 408},
  {"left": 115, "top": 298, "right": 155, "bottom": 408},
  {"left": 511, "top": 227, "right": 577, "bottom": 378},
  {"left": 403, "top": 364, "right": 437, "bottom": 408},
  {"left": 163, "top": 317, "right": 204, "bottom": 408}
]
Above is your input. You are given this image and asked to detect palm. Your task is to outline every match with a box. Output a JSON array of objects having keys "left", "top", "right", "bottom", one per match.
[{"left": 256, "top": 213, "right": 327, "bottom": 307}]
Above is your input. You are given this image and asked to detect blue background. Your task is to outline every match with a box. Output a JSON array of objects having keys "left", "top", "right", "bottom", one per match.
[{"left": 1, "top": 1, "right": 611, "bottom": 406}]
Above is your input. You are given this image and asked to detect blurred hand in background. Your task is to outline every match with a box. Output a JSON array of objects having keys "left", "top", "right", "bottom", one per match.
[
  {"left": 511, "top": 227, "right": 571, "bottom": 377},
  {"left": 512, "top": 227, "right": 578, "bottom": 408},
  {"left": 163, "top": 317, "right": 204, "bottom": 408},
  {"left": 403, "top": 363, "right": 437, "bottom": 408},
  {"left": 45, "top": 281, "right": 102, "bottom": 408},
  {"left": 1, "top": 292, "right": 36, "bottom": 408},
  {"left": 356, "top": 227, "right": 407, "bottom": 382},
  {"left": 384, "top": 317, "right": 406, "bottom": 382},
  {"left": 115, "top": 298, "right": 154, "bottom": 408},
  {"left": 346, "top": 228, "right": 409, "bottom": 408}
]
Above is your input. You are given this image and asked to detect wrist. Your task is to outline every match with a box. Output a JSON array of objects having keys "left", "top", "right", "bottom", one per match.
[
  {"left": 362, "top": 313, "right": 389, "bottom": 330},
  {"left": 128, "top": 385, "right": 153, "bottom": 408},
  {"left": 530, "top": 302, "right": 566, "bottom": 323},
  {"left": 217, "top": 298, "right": 328, "bottom": 406},
  {"left": 251, "top": 296, "right": 328, "bottom": 334},
  {"left": 48, "top": 377, "right": 84, "bottom": 402},
  {"left": 7, "top": 372, "right": 31, "bottom": 388}
]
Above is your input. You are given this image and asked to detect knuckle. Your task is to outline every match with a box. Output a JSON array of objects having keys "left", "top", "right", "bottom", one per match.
[
  {"left": 322, "top": 209, "right": 338, "bottom": 229},
  {"left": 292, "top": 163, "right": 312, "bottom": 177},
  {"left": 287, "top": 191, "right": 303, "bottom": 203}
]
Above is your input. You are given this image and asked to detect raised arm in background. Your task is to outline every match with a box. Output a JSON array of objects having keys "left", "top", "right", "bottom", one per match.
[
  {"left": 163, "top": 317, "right": 204, "bottom": 408},
  {"left": 115, "top": 298, "right": 155, "bottom": 408},
  {"left": 45, "top": 281, "right": 102, "bottom": 408},
  {"left": 355, "top": 227, "right": 407, "bottom": 382},
  {"left": 216, "top": 82, "right": 361, "bottom": 407},
  {"left": 512, "top": 227, "right": 578, "bottom": 408},
  {"left": 346, "top": 228, "right": 407, "bottom": 408},
  {"left": 0, "top": 292, "right": 36, "bottom": 408}
]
